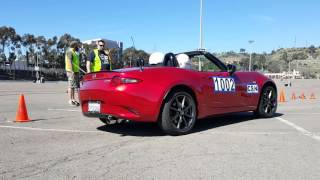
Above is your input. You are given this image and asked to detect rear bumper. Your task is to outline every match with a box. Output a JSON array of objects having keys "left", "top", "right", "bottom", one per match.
[
  {"left": 81, "top": 101, "right": 144, "bottom": 121},
  {"left": 79, "top": 80, "right": 161, "bottom": 122},
  {"left": 82, "top": 112, "right": 121, "bottom": 120}
]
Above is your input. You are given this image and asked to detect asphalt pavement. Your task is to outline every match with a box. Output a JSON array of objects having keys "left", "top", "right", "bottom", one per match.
[{"left": 0, "top": 80, "right": 319, "bottom": 180}]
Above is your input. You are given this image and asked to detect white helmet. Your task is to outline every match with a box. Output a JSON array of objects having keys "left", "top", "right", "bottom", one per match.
[
  {"left": 149, "top": 52, "right": 164, "bottom": 65},
  {"left": 176, "top": 54, "right": 192, "bottom": 69}
]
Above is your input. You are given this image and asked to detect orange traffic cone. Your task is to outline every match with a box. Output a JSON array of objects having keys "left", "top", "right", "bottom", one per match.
[
  {"left": 279, "top": 89, "right": 286, "bottom": 102},
  {"left": 291, "top": 92, "right": 296, "bottom": 100},
  {"left": 15, "top": 94, "right": 30, "bottom": 122},
  {"left": 310, "top": 93, "right": 316, "bottom": 100},
  {"left": 299, "top": 92, "right": 306, "bottom": 100}
]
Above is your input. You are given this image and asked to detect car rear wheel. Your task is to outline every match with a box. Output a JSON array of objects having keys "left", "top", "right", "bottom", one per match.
[
  {"left": 159, "top": 91, "right": 197, "bottom": 135},
  {"left": 255, "top": 86, "right": 277, "bottom": 118}
]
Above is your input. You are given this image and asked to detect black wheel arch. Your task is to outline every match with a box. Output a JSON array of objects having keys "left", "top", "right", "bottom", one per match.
[{"left": 261, "top": 81, "right": 277, "bottom": 95}]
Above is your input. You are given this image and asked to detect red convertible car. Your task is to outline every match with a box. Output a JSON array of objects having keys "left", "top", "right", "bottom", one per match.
[{"left": 79, "top": 51, "right": 277, "bottom": 135}]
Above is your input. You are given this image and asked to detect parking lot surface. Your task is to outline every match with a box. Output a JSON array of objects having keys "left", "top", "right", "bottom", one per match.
[{"left": 0, "top": 80, "right": 319, "bottom": 180}]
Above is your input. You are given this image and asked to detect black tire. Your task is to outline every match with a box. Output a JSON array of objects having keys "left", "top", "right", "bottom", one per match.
[
  {"left": 255, "top": 86, "right": 277, "bottom": 118},
  {"left": 159, "top": 90, "right": 197, "bottom": 135}
]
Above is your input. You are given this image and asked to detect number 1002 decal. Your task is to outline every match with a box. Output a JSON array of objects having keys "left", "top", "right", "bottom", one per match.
[{"left": 213, "top": 77, "right": 236, "bottom": 92}]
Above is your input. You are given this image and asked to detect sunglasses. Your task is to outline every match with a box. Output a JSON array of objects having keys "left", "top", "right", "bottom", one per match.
[{"left": 99, "top": 44, "right": 105, "bottom": 47}]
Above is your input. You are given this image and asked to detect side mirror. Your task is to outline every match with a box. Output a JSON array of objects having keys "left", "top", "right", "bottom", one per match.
[{"left": 227, "top": 64, "right": 236, "bottom": 75}]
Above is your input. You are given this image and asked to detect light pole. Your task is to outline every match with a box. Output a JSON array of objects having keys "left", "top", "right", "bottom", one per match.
[
  {"left": 199, "top": 0, "right": 203, "bottom": 50},
  {"left": 198, "top": 0, "right": 204, "bottom": 71},
  {"left": 130, "top": 36, "right": 135, "bottom": 67},
  {"left": 248, "top": 40, "right": 254, "bottom": 71}
]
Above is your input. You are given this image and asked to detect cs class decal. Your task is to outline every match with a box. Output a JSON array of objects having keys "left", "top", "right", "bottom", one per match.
[{"left": 247, "top": 84, "right": 259, "bottom": 94}]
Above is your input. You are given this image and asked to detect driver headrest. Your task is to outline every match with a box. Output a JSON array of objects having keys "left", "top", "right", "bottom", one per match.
[
  {"left": 149, "top": 52, "right": 164, "bottom": 66},
  {"left": 176, "top": 54, "right": 192, "bottom": 69},
  {"left": 163, "top": 52, "right": 178, "bottom": 67}
]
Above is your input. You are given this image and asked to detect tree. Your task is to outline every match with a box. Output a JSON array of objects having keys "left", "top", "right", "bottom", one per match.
[
  {"left": 281, "top": 52, "right": 288, "bottom": 63},
  {"left": 44, "top": 36, "right": 58, "bottom": 67},
  {"left": 308, "top": 45, "right": 317, "bottom": 59},
  {"left": 257, "top": 54, "right": 267, "bottom": 71},
  {"left": 0, "top": 26, "right": 16, "bottom": 61},
  {"left": 57, "top": 33, "right": 80, "bottom": 52},
  {"left": 8, "top": 52, "right": 16, "bottom": 65},
  {"left": 22, "top": 34, "right": 36, "bottom": 65},
  {"left": 11, "top": 34, "right": 21, "bottom": 53},
  {"left": 0, "top": 53, "right": 6, "bottom": 63},
  {"left": 308, "top": 45, "right": 316, "bottom": 54},
  {"left": 292, "top": 52, "right": 308, "bottom": 60},
  {"left": 56, "top": 33, "right": 80, "bottom": 68},
  {"left": 251, "top": 53, "right": 260, "bottom": 71},
  {"left": 239, "top": 48, "right": 246, "bottom": 53},
  {"left": 123, "top": 47, "right": 149, "bottom": 67},
  {"left": 267, "top": 61, "right": 281, "bottom": 73},
  {"left": 35, "top": 36, "right": 46, "bottom": 66},
  {"left": 239, "top": 57, "right": 249, "bottom": 71}
]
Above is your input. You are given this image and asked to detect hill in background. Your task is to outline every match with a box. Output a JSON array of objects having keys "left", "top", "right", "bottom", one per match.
[{"left": 215, "top": 45, "right": 320, "bottom": 78}]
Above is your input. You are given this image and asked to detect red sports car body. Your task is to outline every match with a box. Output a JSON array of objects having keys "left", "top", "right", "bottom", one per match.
[{"left": 79, "top": 51, "right": 277, "bottom": 135}]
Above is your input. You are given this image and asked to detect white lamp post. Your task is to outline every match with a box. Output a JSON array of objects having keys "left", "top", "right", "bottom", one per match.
[
  {"left": 199, "top": 0, "right": 203, "bottom": 50},
  {"left": 248, "top": 40, "right": 255, "bottom": 71},
  {"left": 198, "top": 0, "right": 204, "bottom": 71}
]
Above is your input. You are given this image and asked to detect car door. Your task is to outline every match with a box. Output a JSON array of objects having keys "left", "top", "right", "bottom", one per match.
[
  {"left": 233, "top": 71, "right": 261, "bottom": 107},
  {"left": 190, "top": 54, "right": 246, "bottom": 114}
]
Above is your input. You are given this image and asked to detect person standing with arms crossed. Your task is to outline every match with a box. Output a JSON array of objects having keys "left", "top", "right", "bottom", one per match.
[
  {"left": 86, "top": 40, "right": 112, "bottom": 73},
  {"left": 65, "top": 41, "right": 80, "bottom": 106}
]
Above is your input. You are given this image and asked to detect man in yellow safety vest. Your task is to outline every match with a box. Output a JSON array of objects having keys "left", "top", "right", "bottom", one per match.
[
  {"left": 65, "top": 41, "right": 80, "bottom": 106},
  {"left": 86, "top": 40, "right": 112, "bottom": 73}
]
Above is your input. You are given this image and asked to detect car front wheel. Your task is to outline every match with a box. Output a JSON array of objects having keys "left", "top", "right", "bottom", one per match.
[{"left": 255, "top": 86, "right": 277, "bottom": 118}]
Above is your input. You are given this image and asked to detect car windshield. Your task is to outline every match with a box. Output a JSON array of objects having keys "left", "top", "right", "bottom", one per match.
[
  {"left": 179, "top": 52, "right": 227, "bottom": 72},
  {"left": 189, "top": 54, "right": 223, "bottom": 72}
]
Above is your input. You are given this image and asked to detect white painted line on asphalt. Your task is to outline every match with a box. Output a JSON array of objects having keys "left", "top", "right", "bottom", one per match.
[
  {"left": 276, "top": 117, "right": 320, "bottom": 142},
  {"left": 0, "top": 124, "right": 294, "bottom": 136},
  {"left": 206, "top": 131, "right": 293, "bottom": 135},
  {"left": 0, "top": 125, "right": 103, "bottom": 134},
  {"left": 48, "top": 108, "right": 81, "bottom": 112},
  {"left": 208, "top": 131, "right": 291, "bottom": 135},
  {"left": 284, "top": 113, "right": 320, "bottom": 115}
]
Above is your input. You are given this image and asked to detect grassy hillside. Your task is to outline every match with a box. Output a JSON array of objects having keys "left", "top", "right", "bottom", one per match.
[{"left": 215, "top": 46, "right": 320, "bottom": 78}]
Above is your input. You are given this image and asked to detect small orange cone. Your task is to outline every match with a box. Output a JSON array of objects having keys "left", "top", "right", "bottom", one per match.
[
  {"left": 291, "top": 92, "right": 296, "bottom": 100},
  {"left": 310, "top": 93, "right": 316, "bottom": 100},
  {"left": 279, "top": 89, "right": 286, "bottom": 102},
  {"left": 15, "top": 94, "right": 30, "bottom": 122},
  {"left": 299, "top": 92, "right": 306, "bottom": 100}
]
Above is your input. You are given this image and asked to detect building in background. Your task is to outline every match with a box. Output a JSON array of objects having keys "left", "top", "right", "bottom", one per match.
[{"left": 264, "top": 69, "right": 303, "bottom": 79}]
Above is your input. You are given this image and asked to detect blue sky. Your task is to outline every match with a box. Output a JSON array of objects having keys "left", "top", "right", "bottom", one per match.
[{"left": 1, "top": 0, "right": 319, "bottom": 53}]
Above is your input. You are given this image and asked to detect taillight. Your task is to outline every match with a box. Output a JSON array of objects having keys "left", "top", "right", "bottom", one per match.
[
  {"left": 82, "top": 73, "right": 112, "bottom": 81},
  {"left": 111, "top": 76, "right": 141, "bottom": 86}
]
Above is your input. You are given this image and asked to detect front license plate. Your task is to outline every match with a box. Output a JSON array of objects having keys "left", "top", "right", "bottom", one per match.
[{"left": 88, "top": 101, "right": 101, "bottom": 113}]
